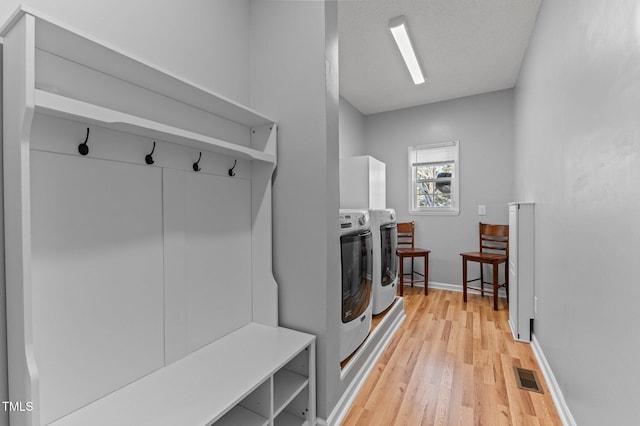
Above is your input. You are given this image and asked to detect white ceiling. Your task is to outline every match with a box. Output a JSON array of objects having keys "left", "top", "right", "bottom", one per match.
[{"left": 338, "top": 0, "right": 542, "bottom": 115}]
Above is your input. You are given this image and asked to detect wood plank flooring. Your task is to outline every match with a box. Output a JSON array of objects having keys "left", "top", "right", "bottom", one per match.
[{"left": 342, "top": 287, "right": 562, "bottom": 426}]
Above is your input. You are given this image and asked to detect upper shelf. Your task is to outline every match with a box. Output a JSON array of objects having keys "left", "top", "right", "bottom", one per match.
[
  {"left": 35, "top": 90, "right": 276, "bottom": 163},
  {"left": 1, "top": 5, "right": 275, "bottom": 129}
]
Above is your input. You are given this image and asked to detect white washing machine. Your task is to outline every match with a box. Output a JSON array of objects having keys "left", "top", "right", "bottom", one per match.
[
  {"left": 339, "top": 209, "right": 373, "bottom": 362},
  {"left": 369, "top": 209, "right": 398, "bottom": 315}
]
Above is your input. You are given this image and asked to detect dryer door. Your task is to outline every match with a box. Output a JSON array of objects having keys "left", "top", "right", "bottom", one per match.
[
  {"left": 340, "top": 230, "right": 373, "bottom": 323},
  {"left": 380, "top": 223, "right": 398, "bottom": 286}
]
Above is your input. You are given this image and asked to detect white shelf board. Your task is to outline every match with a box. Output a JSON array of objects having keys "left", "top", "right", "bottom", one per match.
[
  {"left": 215, "top": 405, "right": 268, "bottom": 426},
  {"left": 34, "top": 90, "right": 275, "bottom": 163},
  {"left": 273, "top": 369, "right": 309, "bottom": 417},
  {"left": 274, "top": 411, "right": 307, "bottom": 426},
  {"left": 49, "top": 323, "right": 315, "bottom": 426},
  {"left": 1, "top": 5, "right": 275, "bottom": 128}
]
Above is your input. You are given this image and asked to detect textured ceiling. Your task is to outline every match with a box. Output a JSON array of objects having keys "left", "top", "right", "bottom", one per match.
[{"left": 338, "top": 0, "right": 542, "bottom": 115}]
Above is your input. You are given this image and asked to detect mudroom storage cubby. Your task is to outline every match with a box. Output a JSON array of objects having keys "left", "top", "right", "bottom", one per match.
[{"left": 2, "top": 6, "right": 316, "bottom": 426}]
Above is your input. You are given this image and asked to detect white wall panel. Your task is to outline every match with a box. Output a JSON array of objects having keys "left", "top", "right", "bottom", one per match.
[
  {"left": 163, "top": 168, "right": 252, "bottom": 363},
  {"left": 30, "top": 151, "right": 164, "bottom": 425},
  {"left": 0, "top": 42, "right": 7, "bottom": 426}
]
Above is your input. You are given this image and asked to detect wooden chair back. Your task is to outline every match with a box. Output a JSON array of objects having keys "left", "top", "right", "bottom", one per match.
[
  {"left": 479, "top": 223, "right": 509, "bottom": 257},
  {"left": 397, "top": 222, "right": 415, "bottom": 249}
]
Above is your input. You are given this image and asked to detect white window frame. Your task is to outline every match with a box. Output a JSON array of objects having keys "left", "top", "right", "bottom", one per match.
[{"left": 408, "top": 141, "right": 460, "bottom": 216}]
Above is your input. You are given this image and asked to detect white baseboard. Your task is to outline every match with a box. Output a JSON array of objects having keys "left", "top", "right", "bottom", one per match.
[
  {"left": 415, "top": 280, "right": 508, "bottom": 298},
  {"left": 322, "top": 300, "right": 406, "bottom": 426},
  {"left": 530, "top": 334, "right": 576, "bottom": 426}
]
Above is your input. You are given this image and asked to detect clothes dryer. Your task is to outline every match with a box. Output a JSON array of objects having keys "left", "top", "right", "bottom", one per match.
[
  {"left": 339, "top": 209, "right": 373, "bottom": 362},
  {"left": 369, "top": 209, "right": 398, "bottom": 314}
]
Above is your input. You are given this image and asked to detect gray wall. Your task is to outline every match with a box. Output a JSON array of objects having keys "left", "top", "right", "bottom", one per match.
[
  {"left": 339, "top": 96, "right": 366, "bottom": 158},
  {"left": 363, "top": 89, "right": 515, "bottom": 286},
  {"left": 0, "top": 0, "right": 253, "bottom": 106},
  {"left": 251, "top": 1, "right": 342, "bottom": 420},
  {"left": 514, "top": 0, "right": 640, "bottom": 424}
]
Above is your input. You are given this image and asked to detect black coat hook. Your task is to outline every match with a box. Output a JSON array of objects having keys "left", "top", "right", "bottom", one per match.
[
  {"left": 78, "top": 128, "right": 90, "bottom": 156},
  {"left": 228, "top": 160, "right": 237, "bottom": 177},
  {"left": 193, "top": 152, "right": 202, "bottom": 172},
  {"left": 145, "top": 141, "right": 156, "bottom": 165}
]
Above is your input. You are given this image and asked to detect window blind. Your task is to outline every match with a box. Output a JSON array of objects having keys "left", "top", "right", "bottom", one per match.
[{"left": 410, "top": 142, "right": 456, "bottom": 166}]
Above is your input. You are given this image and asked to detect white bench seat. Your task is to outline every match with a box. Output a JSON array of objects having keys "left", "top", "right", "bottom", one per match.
[{"left": 50, "top": 323, "right": 315, "bottom": 426}]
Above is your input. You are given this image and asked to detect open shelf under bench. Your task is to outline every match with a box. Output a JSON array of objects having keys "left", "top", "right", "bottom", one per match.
[{"left": 50, "top": 323, "right": 315, "bottom": 426}]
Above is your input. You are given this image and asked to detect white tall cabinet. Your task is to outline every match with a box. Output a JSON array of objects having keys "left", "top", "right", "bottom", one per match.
[
  {"left": 508, "top": 202, "right": 535, "bottom": 342},
  {"left": 339, "top": 155, "right": 386, "bottom": 209},
  {"left": 2, "top": 7, "right": 315, "bottom": 426}
]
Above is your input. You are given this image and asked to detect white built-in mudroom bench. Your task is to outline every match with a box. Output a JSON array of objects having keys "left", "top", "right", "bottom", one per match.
[{"left": 2, "top": 6, "right": 316, "bottom": 426}]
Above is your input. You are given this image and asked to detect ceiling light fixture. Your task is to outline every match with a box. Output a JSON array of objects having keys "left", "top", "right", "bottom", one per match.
[{"left": 389, "top": 16, "right": 425, "bottom": 85}]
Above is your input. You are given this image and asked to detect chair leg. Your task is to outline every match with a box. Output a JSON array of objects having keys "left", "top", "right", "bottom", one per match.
[
  {"left": 424, "top": 252, "right": 429, "bottom": 295},
  {"left": 410, "top": 257, "right": 415, "bottom": 287},
  {"left": 493, "top": 262, "right": 499, "bottom": 311},
  {"left": 480, "top": 263, "right": 484, "bottom": 296},
  {"left": 462, "top": 257, "right": 467, "bottom": 302},
  {"left": 399, "top": 255, "right": 404, "bottom": 297}
]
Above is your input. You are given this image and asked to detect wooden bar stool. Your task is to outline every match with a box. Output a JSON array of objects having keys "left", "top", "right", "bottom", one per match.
[
  {"left": 396, "top": 222, "right": 430, "bottom": 296},
  {"left": 460, "top": 223, "right": 509, "bottom": 310}
]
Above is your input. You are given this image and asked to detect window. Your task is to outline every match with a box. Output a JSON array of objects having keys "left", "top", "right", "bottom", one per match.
[{"left": 408, "top": 141, "right": 459, "bottom": 215}]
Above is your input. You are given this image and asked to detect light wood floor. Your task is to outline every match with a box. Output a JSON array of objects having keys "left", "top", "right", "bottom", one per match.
[{"left": 342, "top": 287, "right": 562, "bottom": 426}]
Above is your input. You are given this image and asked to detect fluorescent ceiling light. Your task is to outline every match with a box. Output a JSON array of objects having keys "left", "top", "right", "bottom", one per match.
[{"left": 389, "top": 16, "right": 425, "bottom": 85}]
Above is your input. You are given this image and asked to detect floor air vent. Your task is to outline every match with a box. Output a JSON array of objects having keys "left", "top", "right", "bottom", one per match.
[{"left": 513, "top": 366, "right": 543, "bottom": 393}]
